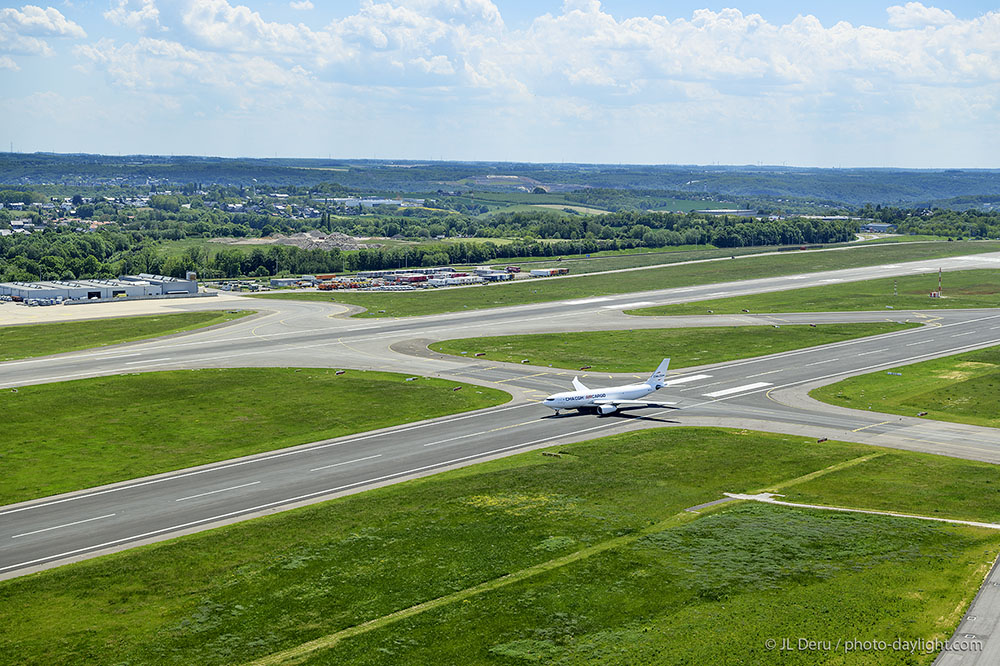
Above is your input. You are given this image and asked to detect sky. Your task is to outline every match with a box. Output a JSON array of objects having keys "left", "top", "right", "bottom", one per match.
[{"left": 1, "top": 1, "right": 999, "bottom": 168}]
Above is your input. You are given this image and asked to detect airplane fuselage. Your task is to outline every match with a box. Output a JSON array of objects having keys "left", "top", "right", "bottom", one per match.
[{"left": 542, "top": 383, "right": 653, "bottom": 411}]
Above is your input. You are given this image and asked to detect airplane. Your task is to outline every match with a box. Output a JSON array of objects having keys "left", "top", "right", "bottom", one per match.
[{"left": 541, "top": 358, "right": 677, "bottom": 416}]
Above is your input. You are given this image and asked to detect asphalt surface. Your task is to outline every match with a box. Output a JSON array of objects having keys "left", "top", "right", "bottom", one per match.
[{"left": 2, "top": 250, "right": 1000, "bottom": 663}]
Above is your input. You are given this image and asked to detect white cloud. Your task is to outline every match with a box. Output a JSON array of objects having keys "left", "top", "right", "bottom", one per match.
[
  {"left": 886, "top": 2, "right": 956, "bottom": 29},
  {"left": 75, "top": 35, "right": 313, "bottom": 94},
  {"left": 105, "top": 0, "right": 161, "bottom": 32},
  {"left": 0, "top": 54, "right": 19, "bottom": 69},
  {"left": 0, "top": 5, "right": 85, "bottom": 56},
  {"left": 66, "top": 0, "right": 1000, "bottom": 165},
  {"left": 289, "top": 0, "right": 313, "bottom": 9}
]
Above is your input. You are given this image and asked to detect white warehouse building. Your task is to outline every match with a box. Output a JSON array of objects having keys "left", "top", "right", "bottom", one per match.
[{"left": 0, "top": 274, "right": 198, "bottom": 302}]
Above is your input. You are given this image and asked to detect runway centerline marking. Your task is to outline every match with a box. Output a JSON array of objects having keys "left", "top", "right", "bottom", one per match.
[
  {"left": 0, "top": 420, "right": 628, "bottom": 574},
  {"left": 746, "top": 369, "right": 783, "bottom": 378},
  {"left": 703, "top": 382, "right": 773, "bottom": 398},
  {"left": 124, "top": 357, "right": 172, "bottom": 365},
  {"left": 0, "top": 402, "right": 538, "bottom": 517},
  {"left": 852, "top": 420, "right": 894, "bottom": 433},
  {"left": 602, "top": 301, "right": 654, "bottom": 309},
  {"left": 11, "top": 513, "right": 116, "bottom": 539},
  {"left": 805, "top": 358, "right": 840, "bottom": 367},
  {"left": 905, "top": 340, "right": 932, "bottom": 346},
  {"left": 951, "top": 331, "right": 976, "bottom": 337},
  {"left": 856, "top": 348, "right": 888, "bottom": 356},
  {"left": 176, "top": 482, "right": 260, "bottom": 502},
  {"left": 662, "top": 374, "right": 711, "bottom": 385},
  {"left": 311, "top": 455, "right": 383, "bottom": 472},
  {"left": 563, "top": 297, "right": 611, "bottom": 305}
]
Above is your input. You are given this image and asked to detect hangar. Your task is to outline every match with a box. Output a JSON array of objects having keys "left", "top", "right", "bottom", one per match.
[{"left": 0, "top": 274, "right": 198, "bottom": 303}]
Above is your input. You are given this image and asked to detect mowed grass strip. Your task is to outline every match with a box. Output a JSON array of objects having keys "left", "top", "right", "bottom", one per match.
[
  {"left": 812, "top": 345, "right": 1000, "bottom": 429},
  {"left": 632, "top": 268, "right": 1000, "bottom": 316},
  {"left": 251, "top": 241, "right": 1000, "bottom": 317},
  {"left": 0, "top": 310, "right": 252, "bottom": 362},
  {"left": 4, "top": 428, "right": 1000, "bottom": 666},
  {"left": 430, "top": 322, "right": 917, "bottom": 373},
  {"left": 0, "top": 368, "right": 510, "bottom": 505}
]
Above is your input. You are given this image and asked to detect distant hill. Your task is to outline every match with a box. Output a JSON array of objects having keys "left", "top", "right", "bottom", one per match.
[{"left": 1, "top": 153, "right": 998, "bottom": 208}]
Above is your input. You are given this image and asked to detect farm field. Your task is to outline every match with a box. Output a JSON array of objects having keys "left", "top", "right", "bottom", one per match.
[
  {"left": 430, "top": 322, "right": 916, "bottom": 373},
  {"left": 0, "top": 368, "right": 509, "bottom": 504},
  {"left": 2, "top": 428, "right": 996, "bottom": 666}
]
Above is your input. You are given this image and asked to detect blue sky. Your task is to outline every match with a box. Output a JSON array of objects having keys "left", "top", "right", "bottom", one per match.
[{"left": 1, "top": 1, "right": 999, "bottom": 167}]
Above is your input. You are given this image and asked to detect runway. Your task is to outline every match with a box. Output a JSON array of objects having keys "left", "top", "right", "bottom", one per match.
[{"left": 2, "top": 251, "right": 1000, "bottom": 583}]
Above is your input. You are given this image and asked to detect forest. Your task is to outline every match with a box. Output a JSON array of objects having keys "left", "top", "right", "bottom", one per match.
[{"left": 0, "top": 214, "right": 860, "bottom": 282}]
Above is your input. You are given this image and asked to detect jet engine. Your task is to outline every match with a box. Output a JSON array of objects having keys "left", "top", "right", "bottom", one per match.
[{"left": 597, "top": 404, "right": 618, "bottom": 415}]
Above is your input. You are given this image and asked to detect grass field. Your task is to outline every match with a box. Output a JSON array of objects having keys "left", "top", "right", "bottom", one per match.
[
  {"left": 857, "top": 234, "right": 952, "bottom": 244},
  {"left": 2, "top": 428, "right": 997, "bottom": 666},
  {"left": 445, "top": 191, "right": 727, "bottom": 214},
  {"left": 474, "top": 203, "right": 608, "bottom": 218},
  {"left": 0, "top": 310, "right": 252, "bottom": 362},
  {"left": 430, "top": 322, "right": 917, "bottom": 372},
  {"left": 157, "top": 237, "right": 251, "bottom": 258},
  {"left": 784, "top": 446, "right": 1000, "bottom": 522},
  {"left": 253, "top": 241, "right": 1000, "bottom": 318},
  {"left": 0, "top": 368, "right": 509, "bottom": 504},
  {"left": 492, "top": 244, "right": 806, "bottom": 274},
  {"left": 811, "top": 344, "right": 1000, "bottom": 429},
  {"left": 632, "top": 269, "right": 1000, "bottom": 316}
]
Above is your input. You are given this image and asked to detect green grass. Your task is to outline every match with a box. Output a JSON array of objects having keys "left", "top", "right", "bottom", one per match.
[
  {"left": 252, "top": 241, "right": 1000, "bottom": 318},
  {"left": 430, "top": 322, "right": 918, "bottom": 373},
  {"left": 857, "top": 234, "right": 952, "bottom": 243},
  {"left": 157, "top": 237, "right": 250, "bottom": 258},
  {"left": 474, "top": 203, "right": 608, "bottom": 218},
  {"left": 811, "top": 345, "right": 1000, "bottom": 429},
  {"left": 0, "top": 310, "right": 253, "bottom": 362},
  {"left": 633, "top": 269, "right": 1000, "bottom": 316},
  {"left": 3, "top": 428, "right": 998, "bottom": 666},
  {"left": 783, "top": 448, "right": 1000, "bottom": 523},
  {"left": 304, "top": 503, "right": 991, "bottom": 666},
  {"left": 0, "top": 368, "right": 509, "bottom": 504},
  {"left": 493, "top": 244, "right": 787, "bottom": 275}
]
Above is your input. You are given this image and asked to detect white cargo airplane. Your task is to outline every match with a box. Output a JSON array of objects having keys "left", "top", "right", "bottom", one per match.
[{"left": 542, "top": 359, "right": 676, "bottom": 416}]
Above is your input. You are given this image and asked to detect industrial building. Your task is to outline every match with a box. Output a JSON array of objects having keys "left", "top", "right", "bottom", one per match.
[
  {"left": 0, "top": 274, "right": 198, "bottom": 304},
  {"left": 860, "top": 223, "right": 898, "bottom": 233}
]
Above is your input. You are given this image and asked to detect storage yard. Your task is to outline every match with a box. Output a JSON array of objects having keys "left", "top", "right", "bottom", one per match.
[{"left": 262, "top": 264, "right": 560, "bottom": 292}]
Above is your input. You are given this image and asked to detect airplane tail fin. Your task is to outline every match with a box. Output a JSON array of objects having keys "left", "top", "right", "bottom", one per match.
[
  {"left": 647, "top": 358, "right": 670, "bottom": 389},
  {"left": 572, "top": 377, "right": 589, "bottom": 392}
]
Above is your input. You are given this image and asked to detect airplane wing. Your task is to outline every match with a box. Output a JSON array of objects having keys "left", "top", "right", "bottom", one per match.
[
  {"left": 593, "top": 399, "right": 678, "bottom": 409},
  {"left": 572, "top": 377, "right": 589, "bottom": 392}
]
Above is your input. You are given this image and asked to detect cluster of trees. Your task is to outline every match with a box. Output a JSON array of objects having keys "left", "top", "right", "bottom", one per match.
[
  {"left": 481, "top": 210, "right": 857, "bottom": 247},
  {"left": 1, "top": 212, "right": 860, "bottom": 283},
  {"left": 0, "top": 228, "right": 136, "bottom": 282},
  {"left": 861, "top": 207, "right": 1000, "bottom": 238}
]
